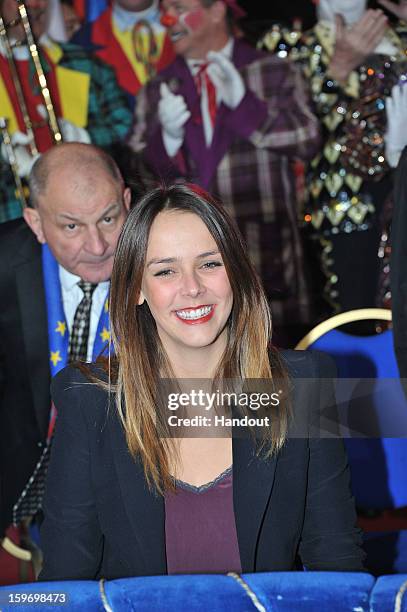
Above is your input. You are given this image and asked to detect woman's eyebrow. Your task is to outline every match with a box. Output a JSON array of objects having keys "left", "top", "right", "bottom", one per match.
[
  {"left": 147, "top": 251, "right": 220, "bottom": 267},
  {"left": 196, "top": 250, "right": 220, "bottom": 259},
  {"left": 147, "top": 257, "right": 177, "bottom": 267}
]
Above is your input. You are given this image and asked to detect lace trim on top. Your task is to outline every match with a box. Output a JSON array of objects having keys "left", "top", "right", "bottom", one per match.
[{"left": 174, "top": 465, "right": 233, "bottom": 494}]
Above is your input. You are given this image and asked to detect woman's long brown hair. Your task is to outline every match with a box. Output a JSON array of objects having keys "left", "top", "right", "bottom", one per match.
[{"left": 97, "top": 183, "right": 290, "bottom": 494}]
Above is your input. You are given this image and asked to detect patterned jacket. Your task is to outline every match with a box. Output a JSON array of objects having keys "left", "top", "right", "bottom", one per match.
[
  {"left": 260, "top": 22, "right": 407, "bottom": 311},
  {"left": 129, "top": 39, "right": 321, "bottom": 328},
  {"left": 299, "top": 22, "right": 407, "bottom": 235},
  {"left": 0, "top": 40, "right": 132, "bottom": 223}
]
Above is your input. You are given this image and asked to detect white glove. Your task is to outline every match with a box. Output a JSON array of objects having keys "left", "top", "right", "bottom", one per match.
[
  {"left": 158, "top": 82, "right": 190, "bottom": 157},
  {"left": 385, "top": 84, "right": 407, "bottom": 168},
  {"left": 37, "top": 105, "right": 91, "bottom": 144},
  {"left": 58, "top": 118, "right": 91, "bottom": 143},
  {"left": 1, "top": 131, "right": 39, "bottom": 177},
  {"left": 206, "top": 51, "right": 245, "bottom": 109}
]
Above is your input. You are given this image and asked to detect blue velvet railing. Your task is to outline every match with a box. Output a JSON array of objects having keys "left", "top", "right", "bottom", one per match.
[{"left": 0, "top": 572, "right": 407, "bottom": 611}]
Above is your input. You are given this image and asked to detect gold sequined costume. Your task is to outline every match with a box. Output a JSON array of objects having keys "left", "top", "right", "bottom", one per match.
[{"left": 260, "top": 21, "right": 407, "bottom": 315}]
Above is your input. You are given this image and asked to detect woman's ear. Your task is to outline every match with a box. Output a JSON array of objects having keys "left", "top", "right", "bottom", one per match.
[
  {"left": 138, "top": 290, "right": 145, "bottom": 306},
  {"left": 123, "top": 187, "right": 131, "bottom": 211}
]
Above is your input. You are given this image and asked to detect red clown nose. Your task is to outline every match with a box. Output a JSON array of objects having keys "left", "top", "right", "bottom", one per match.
[{"left": 160, "top": 12, "right": 178, "bottom": 27}]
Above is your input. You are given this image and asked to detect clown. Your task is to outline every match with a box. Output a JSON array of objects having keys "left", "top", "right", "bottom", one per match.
[
  {"left": 0, "top": 0, "right": 132, "bottom": 223},
  {"left": 73, "top": 0, "right": 175, "bottom": 104},
  {"left": 129, "top": 0, "right": 321, "bottom": 344}
]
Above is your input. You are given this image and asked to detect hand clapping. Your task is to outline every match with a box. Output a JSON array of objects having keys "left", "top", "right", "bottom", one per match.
[
  {"left": 206, "top": 51, "right": 245, "bottom": 110},
  {"left": 329, "top": 9, "right": 388, "bottom": 83}
]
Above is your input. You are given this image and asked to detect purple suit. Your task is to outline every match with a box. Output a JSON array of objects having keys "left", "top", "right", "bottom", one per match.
[{"left": 129, "top": 39, "right": 321, "bottom": 331}]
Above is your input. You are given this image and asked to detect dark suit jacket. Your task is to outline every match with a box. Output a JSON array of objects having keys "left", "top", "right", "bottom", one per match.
[
  {"left": 39, "top": 350, "right": 365, "bottom": 580},
  {"left": 0, "top": 219, "right": 50, "bottom": 531},
  {"left": 391, "top": 147, "right": 407, "bottom": 378}
]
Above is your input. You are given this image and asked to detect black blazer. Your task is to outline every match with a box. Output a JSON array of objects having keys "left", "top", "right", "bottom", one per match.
[
  {"left": 0, "top": 219, "right": 50, "bottom": 531},
  {"left": 39, "top": 350, "right": 365, "bottom": 580}
]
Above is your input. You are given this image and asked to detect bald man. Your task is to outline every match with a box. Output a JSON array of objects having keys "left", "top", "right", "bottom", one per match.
[{"left": 0, "top": 143, "right": 130, "bottom": 534}]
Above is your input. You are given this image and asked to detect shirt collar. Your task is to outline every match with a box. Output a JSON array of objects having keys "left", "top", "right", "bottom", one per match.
[
  {"left": 58, "top": 264, "right": 109, "bottom": 293},
  {"left": 59, "top": 264, "right": 82, "bottom": 292},
  {"left": 112, "top": 0, "right": 161, "bottom": 32}
]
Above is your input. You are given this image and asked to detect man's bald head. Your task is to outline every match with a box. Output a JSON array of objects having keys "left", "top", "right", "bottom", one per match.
[
  {"left": 29, "top": 143, "right": 124, "bottom": 209},
  {"left": 24, "top": 143, "right": 131, "bottom": 283}
]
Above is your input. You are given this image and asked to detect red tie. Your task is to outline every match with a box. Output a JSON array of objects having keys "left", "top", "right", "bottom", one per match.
[{"left": 194, "top": 63, "right": 217, "bottom": 126}]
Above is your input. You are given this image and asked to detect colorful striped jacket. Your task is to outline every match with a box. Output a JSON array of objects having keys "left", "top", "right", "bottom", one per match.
[{"left": 0, "top": 40, "right": 132, "bottom": 223}]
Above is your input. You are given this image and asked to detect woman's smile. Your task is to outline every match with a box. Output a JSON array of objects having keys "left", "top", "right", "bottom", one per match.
[{"left": 174, "top": 304, "right": 216, "bottom": 324}]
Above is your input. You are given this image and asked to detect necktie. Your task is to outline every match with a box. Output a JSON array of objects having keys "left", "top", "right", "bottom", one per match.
[
  {"left": 68, "top": 281, "right": 97, "bottom": 363},
  {"left": 194, "top": 63, "right": 217, "bottom": 127}
]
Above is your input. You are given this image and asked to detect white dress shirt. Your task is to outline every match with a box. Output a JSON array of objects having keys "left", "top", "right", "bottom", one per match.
[
  {"left": 59, "top": 265, "right": 109, "bottom": 362},
  {"left": 187, "top": 39, "right": 234, "bottom": 147},
  {"left": 162, "top": 39, "right": 235, "bottom": 156}
]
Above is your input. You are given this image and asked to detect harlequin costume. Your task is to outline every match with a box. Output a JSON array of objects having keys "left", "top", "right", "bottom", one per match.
[{"left": 0, "top": 37, "right": 132, "bottom": 223}]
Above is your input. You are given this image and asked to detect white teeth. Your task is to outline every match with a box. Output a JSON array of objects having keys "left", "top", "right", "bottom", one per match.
[{"left": 176, "top": 306, "right": 212, "bottom": 320}]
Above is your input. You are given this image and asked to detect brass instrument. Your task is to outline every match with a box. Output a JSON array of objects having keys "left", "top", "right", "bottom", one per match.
[{"left": 0, "top": 0, "right": 62, "bottom": 208}]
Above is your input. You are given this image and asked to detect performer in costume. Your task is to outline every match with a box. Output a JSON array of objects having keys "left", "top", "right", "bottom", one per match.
[
  {"left": 260, "top": 0, "right": 407, "bottom": 316},
  {"left": 0, "top": 143, "right": 130, "bottom": 534},
  {"left": 0, "top": 0, "right": 132, "bottom": 223},
  {"left": 73, "top": 0, "right": 174, "bottom": 105},
  {"left": 129, "top": 0, "right": 321, "bottom": 345}
]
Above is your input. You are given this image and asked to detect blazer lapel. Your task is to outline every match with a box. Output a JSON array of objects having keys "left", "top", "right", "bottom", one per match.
[
  {"left": 233, "top": 435, "right": 278, "bottom": 572},
  {"left": 15, "top": 241, "right": 50, "bottom": 438},
  {"left": 108, "top": 412, "right": 167, "bottom": 575}
]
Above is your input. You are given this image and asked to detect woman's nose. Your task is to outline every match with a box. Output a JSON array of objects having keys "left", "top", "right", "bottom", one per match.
[{"left": 181, "top": 271, "right": 204, "bottom": 297}]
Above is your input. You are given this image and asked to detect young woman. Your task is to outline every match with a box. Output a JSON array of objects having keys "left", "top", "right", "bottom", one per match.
[{"left": 40, "top": 183, "right": 365, "bottom": 580}]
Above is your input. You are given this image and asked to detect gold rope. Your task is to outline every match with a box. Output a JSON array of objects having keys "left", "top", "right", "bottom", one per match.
[
  {"left": 99, "top": 578, "right": 114, "bottom": 612},
  {"left": 395, "top": 579, "right": 407, "bottom": 612},
  {"left": 227, "top": 572, "right": 267, "bottom": 612}
]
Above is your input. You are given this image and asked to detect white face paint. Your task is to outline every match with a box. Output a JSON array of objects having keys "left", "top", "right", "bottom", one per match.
[{"left": 317, "top": 0, "right": 367, "bottom": 25}]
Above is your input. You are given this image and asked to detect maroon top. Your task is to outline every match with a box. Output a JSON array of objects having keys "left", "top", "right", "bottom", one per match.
[{"left": 165, "top": 466, "right": 242, "bottom": 575}]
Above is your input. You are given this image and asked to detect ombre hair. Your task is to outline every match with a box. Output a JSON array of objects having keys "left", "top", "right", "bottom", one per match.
[{"left": 102, "top": 183, "right": 289, "bottom": 493}]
